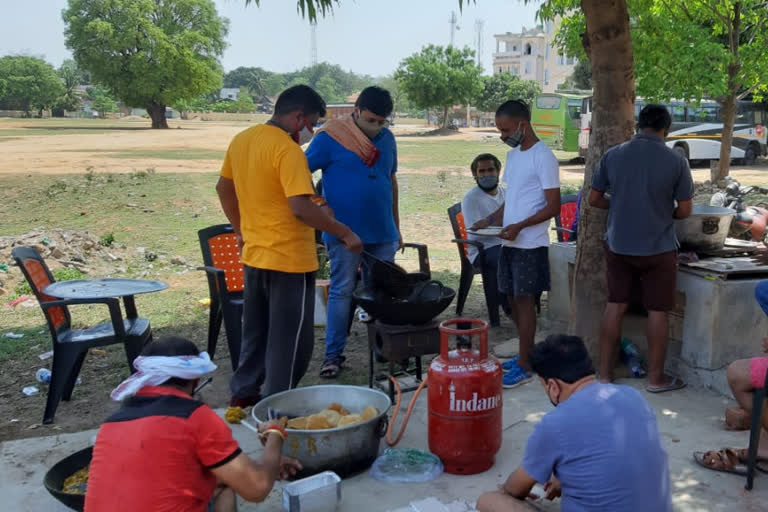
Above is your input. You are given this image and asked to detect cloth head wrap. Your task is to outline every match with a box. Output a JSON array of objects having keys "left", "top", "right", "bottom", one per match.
[{"left": 110, "top": 352, "right": 217, "bottom": 401}]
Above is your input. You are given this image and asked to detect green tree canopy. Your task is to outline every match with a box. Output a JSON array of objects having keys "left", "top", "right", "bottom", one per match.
[
  {"left": 224, "top": 66, "right": 269, "bottom": 97},
  {"left": 395, "top": 45, "right": 483, "bottom": 128},
  {"left": 541, "top": 0, "right": 768, "bottom": 177},
  {"left": 54, "top": 59, "right": 85, "bottom": 114},
  {"left": 561, "top": 58, "right": 592, "bottom": 91},
  {"left": 63, "top": 0, "right": 229, "bottom": 128},
  {"left": 475, "top": 72, "right": 542, "bottom": 113},
  {"left": 0, "top": 56, "right": 65, "bottom": 116},
  {"left": 87, "top": 85, "right": 119, "bottom": 118}
]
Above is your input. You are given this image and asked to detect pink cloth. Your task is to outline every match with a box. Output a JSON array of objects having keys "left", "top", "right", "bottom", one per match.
[{"left": 750, "top": 356, "right": 768, "bottom": 389}]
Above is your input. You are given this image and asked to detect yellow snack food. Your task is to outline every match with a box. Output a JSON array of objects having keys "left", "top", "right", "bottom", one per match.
[
  {"left": 318, "top": 409, "right": 341, "bottom": 427},
  {"left": 361, "top": 406, "right": 379, "bottom": 421},
  {"left": 225, "top": 406, "right": 246, "bottom": 424},
  {"left": 337, "top": 414, "right": 362, "bottom": 427},
  {"left": 306, "top": 414, "right": 332, "bottom": 430},
  {"left": 327, "top": 403, "right": 350, "bottom": 416},
  {"left": 287, "top": 417, "right": 308, "bottom": 430},
  {"left": 62, "top": 466, "right": 89, "bottom": 495}
]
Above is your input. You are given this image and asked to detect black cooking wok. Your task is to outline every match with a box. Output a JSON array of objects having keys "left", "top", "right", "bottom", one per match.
[
  {"left": 44, "top": 446, "right": 92, "bottom": 511},
  {"left": 353, "top": 281, "right": 455, "bottom": 325}
]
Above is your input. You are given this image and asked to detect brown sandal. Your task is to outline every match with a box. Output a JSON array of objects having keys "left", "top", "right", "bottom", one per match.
[{"left": 693, "top": 449, "right": 747, "bottom": 475}]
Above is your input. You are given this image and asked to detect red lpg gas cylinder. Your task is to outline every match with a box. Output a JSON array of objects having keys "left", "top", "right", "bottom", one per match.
[{"left": 428, "top": 318, "right": 502, "bottom": 474}]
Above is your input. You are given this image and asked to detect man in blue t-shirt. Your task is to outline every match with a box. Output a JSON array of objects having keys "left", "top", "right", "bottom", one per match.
[
  {"left": 305, "top": 86, "right": 400, "bottom": 378},
  {"left": 476, "top": 334, "right": 672, "bottom": 512}
]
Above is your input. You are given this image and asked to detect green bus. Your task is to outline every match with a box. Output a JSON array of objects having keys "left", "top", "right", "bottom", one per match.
[{"left": 531, "top": 92, "right": 589, "bottom": 153}]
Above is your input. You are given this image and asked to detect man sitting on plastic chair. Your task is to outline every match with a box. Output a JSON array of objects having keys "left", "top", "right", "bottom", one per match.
[
  {"left": 694, "top": 280, "right": 768, "bottom": 476},
  {"left": 460, "top": 153, "right": 511, "bottom": 323}
]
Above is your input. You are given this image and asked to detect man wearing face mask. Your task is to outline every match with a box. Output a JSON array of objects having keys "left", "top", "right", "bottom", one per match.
[
  {"left": 305, "top": 86, "right": 400, "bottom": 379},
  {"left": 589, "top": 104, "right": 693, "bottom": 393},
  {"left": 471, "top": 100, "right": 561, "bottom": 388},
  {"left": 216, "top": 85, "right": 363, "bottom": 407},
  {"left": 476, "top": 334, "right": 672, "bottom": 512},
  {"left": 460, "top": 153, "right": 510, "bottom": 327}
]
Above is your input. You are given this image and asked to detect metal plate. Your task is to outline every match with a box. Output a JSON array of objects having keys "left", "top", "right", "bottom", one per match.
[{"left": 467, "top": 227, "right": 503, "bottom": 237}]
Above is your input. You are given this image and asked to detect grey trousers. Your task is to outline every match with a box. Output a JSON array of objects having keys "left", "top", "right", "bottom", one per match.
[{"left": 230, "top": 266, "right": 315, "bottom": 399}]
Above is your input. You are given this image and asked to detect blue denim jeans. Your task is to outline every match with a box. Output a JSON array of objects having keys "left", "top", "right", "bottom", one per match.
[
  {"left": 756, "top": 281, "right": 768, "bottom": 316},
  {"left": 324, "top": 238, "right": 399, "bottom": 362}
]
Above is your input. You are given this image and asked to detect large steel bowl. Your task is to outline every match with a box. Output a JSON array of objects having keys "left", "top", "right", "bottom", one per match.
[
  {"left": 252, "top": 385, "right": 391, "bottom": 478},
  {"left": 675, "top": 205, "right": 736, "bottom": 252}
]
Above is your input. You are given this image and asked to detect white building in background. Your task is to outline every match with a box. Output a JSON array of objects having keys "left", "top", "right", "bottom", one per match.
[{"left": 492, "top": 17, "right": 577, "bottom": 93}]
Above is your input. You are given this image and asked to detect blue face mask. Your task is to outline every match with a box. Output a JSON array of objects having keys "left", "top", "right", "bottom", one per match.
[
  {"left": 501, "top": 121, "right": 525, "bottom": 148},
  {"left": 476, "top": 175, "right": 499, "bottom": 191}
]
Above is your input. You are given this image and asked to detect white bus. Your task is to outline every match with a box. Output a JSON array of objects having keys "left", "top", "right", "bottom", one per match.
[{"left": 577, "top": 97, "right": 767, "bottom": 164}]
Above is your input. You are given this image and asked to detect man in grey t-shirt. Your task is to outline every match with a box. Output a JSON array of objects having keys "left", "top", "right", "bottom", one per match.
[
  {"left": 589, "top": 104, "right": 694, "bottom": 393},
  {"left": 476, "top": 335, "right": 672, "bottom": 512}
]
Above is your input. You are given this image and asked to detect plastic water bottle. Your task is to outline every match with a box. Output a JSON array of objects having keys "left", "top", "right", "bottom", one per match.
[
  {"left": 36, "top": 368, "right": 51, "bottom": 383},
  {"left": 36, "top": 368, "right": 81, "bottom": 385},
  {"left": 619, "top": 338, "right": 647, "bottom": 378}
]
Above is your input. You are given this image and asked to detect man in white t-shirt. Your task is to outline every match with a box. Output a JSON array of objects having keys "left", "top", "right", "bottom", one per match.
[
  {"left": 472, "top": 100, "right": 560, "bottom": 388},
  {"left": 461, "top": 153, "right": 510, "bottom": 327}
]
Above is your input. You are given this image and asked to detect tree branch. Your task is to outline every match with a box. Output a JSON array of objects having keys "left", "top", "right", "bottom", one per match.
[
  {"left": 700, "top": 0, "right": 732, "bottom": 27},
  {"left": 737, "top": 83, "right": 759, "bottom": 101}
]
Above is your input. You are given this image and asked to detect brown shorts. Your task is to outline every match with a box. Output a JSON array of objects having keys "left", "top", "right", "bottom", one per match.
[{"left": 604, "top": 244, "right": 678, "bottom": 312}]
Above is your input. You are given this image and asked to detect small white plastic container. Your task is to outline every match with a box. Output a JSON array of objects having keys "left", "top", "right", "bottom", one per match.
[{"left": 282, "top": 471, "right": 342, "bottom": 512}]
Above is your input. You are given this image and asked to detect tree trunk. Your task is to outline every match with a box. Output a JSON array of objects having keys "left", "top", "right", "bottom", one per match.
[
  {"left": 715, "top": 95, "right": 738, "bottom": 181},
  {"left": 715, "top": 2, "right": 742, "bottom": 181},
  {"left": 147, "top": 102, "right": 169, "bottom": 129},
  {"left": 568, "top": 0, "right": 636, "bottom": 360},
  {"left": 442, "top": 105, "right": 450, "bottom": 129}
]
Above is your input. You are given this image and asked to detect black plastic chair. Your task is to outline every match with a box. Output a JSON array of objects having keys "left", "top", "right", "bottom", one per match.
[
  {"left": 745, "top": 368, "right": 768, "bottom": 489},
  {"left": 12, "top": 247, "right": 151, "bottom": 424},
  {"left": 197, "top": 224, "right": 244, "bottom": 371}
]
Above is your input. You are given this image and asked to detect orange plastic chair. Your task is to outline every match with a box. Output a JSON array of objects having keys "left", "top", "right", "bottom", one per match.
[
  {"left": 12, "top": 247, "right": 151, "bottom": 424},
  {"left": 198, "top": 224, "right": 244, "bottom": 371}
]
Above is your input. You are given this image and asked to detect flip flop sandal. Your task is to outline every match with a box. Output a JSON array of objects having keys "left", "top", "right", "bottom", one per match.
[
  {"left": 646, "top": 376, "right": 686, "bottom": 394},
  {"left": 319, "top": 362, "right": 340, "bottom": 379},
  {"left": 319, "top": 356, "right": 346, "bottom": 379},
  {"left": 731, "top": 448, "right": 768, "bottom": 474},
  {"left": 693, "top": 449, "right": 748, "bottom": 475}
]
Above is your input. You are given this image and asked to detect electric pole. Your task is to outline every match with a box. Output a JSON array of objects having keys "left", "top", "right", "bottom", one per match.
[
  {"left": 310, "top": 21, "right": 318, "bottom": 66},
  {"left": 468, "top": 19, "right": 485, "bottom": 127},
  {"left": 449, "top": 11, "right": 459, "bottom": 47}
]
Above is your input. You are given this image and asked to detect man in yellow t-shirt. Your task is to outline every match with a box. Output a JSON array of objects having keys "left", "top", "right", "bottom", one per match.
[{"left": 216, "top": 85, "right": 362, "bottom": 407}]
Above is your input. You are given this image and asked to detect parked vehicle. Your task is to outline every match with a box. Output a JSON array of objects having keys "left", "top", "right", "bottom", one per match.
[
  {"left": 577, "top": 96, "right": 768, "bottom": 164},
  {"left": 531, "top": 92, "right": 589, "bottom": 153},
  {"left": 710, "top": 179, "right": 768, "bottom": 244},
  {"left": 578, "top": 96, "right": 592, "bottom": 159}
]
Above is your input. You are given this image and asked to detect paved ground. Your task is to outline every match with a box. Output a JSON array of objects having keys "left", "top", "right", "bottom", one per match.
[{"left": 2, "top": 378, "right": 767, "bottom": 512}]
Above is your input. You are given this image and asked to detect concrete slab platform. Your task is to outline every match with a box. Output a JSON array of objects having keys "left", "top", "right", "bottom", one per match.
[{"left": 2, "top": 381, "right": 767, "bottom": 512}]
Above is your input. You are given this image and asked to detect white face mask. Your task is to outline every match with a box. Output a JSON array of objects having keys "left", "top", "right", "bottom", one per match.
[{"left": 297, "top": 125, "right": 314, "bottom": 145}]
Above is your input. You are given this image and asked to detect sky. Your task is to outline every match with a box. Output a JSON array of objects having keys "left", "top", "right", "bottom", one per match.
[{"left": 0, "top": 0, "right": 539, "bottom": 77}]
